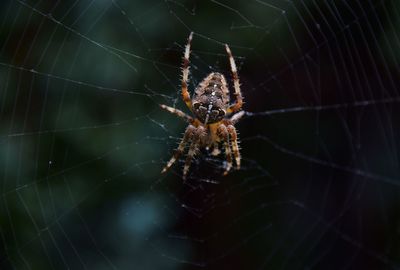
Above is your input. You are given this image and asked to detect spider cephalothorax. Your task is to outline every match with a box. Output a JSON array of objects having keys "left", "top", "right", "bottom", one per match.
[{"left": 160, "top": 32, "right": 244, "bottom": 180}]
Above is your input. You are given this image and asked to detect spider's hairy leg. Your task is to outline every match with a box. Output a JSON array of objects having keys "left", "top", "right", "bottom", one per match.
[
  {"left": 225, "top": 44, "right": 243, "bottom": 114},
  {"left": 182, "top": 32, "right": 194, "bottom": 110},
  {"left": 217, "top": 124, "right": 233, "bottom": 176},
  {"left": 227, "top": 125, "right": 241, "bottom": 169},
  {"left": 159, "top": 104, "right": 193, "bottom": 123},
  {"left": 183, "top": 126, "right": 205, "bottom": 180},
  {"left": 161, "top": 125, "right": 195, "bottom": 174},
  {"left": 230, "top": 111, "right": 245, "bottom": 124}
]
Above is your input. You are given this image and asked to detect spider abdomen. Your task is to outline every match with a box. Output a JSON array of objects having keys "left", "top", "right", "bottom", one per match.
[{"left": 193, "top": 72, "right": 229, "bottom": 124}]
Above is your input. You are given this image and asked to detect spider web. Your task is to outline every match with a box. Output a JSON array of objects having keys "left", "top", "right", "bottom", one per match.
[{"left": 1, "top": 0, "right": 400, "bottom": 269}]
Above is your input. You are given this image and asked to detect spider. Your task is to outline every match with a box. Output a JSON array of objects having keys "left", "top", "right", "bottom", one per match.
[{"left": 160, "top": 32, "right": 245, "bottom": 180}]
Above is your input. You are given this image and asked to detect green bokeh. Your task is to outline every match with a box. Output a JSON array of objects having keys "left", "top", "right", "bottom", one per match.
[{"left": 1, "top": 1, "right": 400, "bottom": 269}]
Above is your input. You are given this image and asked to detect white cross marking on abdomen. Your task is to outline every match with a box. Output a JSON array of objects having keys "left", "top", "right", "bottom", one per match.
[{"left": 204, "top": 104, "right": 213, "bottom": 124}]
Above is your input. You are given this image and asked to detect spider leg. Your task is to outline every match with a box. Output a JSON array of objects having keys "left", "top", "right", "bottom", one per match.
[
  {"left": 217, "top": 124, "right": 233, "bottom": 176},
  {"left": 230, "top": 111, "right": 245, "bottom": 124},
  {"left": 225, "top": 44, "right": 243, "bottom": 114},
  {"left": 160, "top": 104, "right": 193, "bottom": 123},
  {"left": 161, "top": 125, "right": 195, "bottom": 174},
  {"left": 182, "top": 126, "right": 205, "bottom": 180},
  {"left": 227, "top": 125, "right": 241, "bottom": 169},
  {"left": 182, "top": 32, "right": 194, "bottom": 110}
]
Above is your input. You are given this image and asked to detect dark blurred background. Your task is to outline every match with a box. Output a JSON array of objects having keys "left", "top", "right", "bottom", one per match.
[{"left": 1, "top": 0, "right": 400, "bottom": 269}]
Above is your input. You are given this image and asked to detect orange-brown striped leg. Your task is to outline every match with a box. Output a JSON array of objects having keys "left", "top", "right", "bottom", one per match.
[
  {"left": 227, "top": 125, "right": 241, "bottom": 169},
  {"left": 217, "top": 124, "right": 233, "bottom": 176},
  {"left": 161, "top": 125, "right": 195, "bottom": 174},
  {"left": 182, "top": 126, "right": 204, "bottom": 180},
  {"left": 160, "top": 104, "right": 193, "bottom": 123},
  {"left": 182, "top": 139, "right": 198, "bottom": 181},
  {"left": 230, "top": 111, "right": 245, "bottom": 124},
  {"left": 182, "top": 32, "right": 194, "bottom": 110},
  {"left": 225, "top": 44, "right": 243, "bottom": 114}
]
